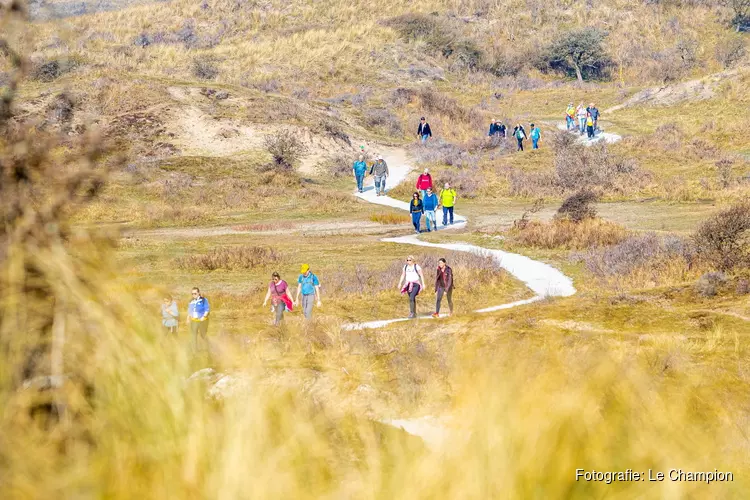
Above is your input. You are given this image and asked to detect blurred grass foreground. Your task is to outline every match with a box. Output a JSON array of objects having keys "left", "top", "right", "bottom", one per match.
[{"left": 1, "top": 2, "right": 749, "bottom": 499}]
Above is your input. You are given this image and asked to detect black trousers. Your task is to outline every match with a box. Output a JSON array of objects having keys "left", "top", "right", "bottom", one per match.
[
  {"left": 517, "top": 138, "right": 524, "bottom": 151},
  {"left": 436, "top": 287, "right": 453, "bottom": 314},
  {"left": 408, "top": 283, "right": 421, "bottom": 315}
]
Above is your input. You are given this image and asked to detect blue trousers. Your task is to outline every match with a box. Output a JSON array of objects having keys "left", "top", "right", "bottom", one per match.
[
  {"left": 442, "top": 206, "right": 454, "bottom": 225},
  {"left": 411, "top": 212, "right": 422, "bottom": 232},
  {"left": 355, "top": 174, "right": 364, "bottom": 191},
  {"left": 532, "top": 138, "right": 539, "bottom": 149}
]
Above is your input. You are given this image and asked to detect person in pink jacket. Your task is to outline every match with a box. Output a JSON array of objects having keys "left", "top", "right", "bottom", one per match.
[{"left": 415, "top": 168, "right": 433, "bottom": 200}]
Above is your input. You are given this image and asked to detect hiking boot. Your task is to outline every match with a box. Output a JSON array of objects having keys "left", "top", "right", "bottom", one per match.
[
  {"left": 408, "top": 313, "right": 416, "bottom": 319},
  {"left": 431, "top": 312, "right": 439, "bottom": 318}
]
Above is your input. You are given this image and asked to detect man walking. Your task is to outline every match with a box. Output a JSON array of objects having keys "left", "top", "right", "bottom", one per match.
[
  {"left": 530, "top": 123, "right": 541, "bottom": 149},
  {"left": 590, "top": 103, "right": 600, "bottom": 131},
  {"left": 187, "top": 287, "right": 210, "bottom": 351},
  {"left": 369, "top": 155, "right": 389, "bottom": 196},
  {"left": 416, "top": 168, "right": 433, "bottom": 200},
  {"left": 439, "top": 182, "right": 457, "bottom": 226},
  {"left": 295, "top": 264, "right": 322, "bottom": 320},
  {"left": 423, "top": 187, "right": 439, "bottom": 232},
  {"left": 432, "top": 258, "right": 453, "bottom": 317},
  {"left": 417, "top": 117, "right": 432, "bottom": 144},
  {"left": 352, "top": 155, "right": 367, "bottom": 193}
]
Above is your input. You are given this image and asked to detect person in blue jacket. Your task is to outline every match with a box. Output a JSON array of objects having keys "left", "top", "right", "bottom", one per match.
[
  {"left": 422, "top": 187, "right": 439, "bottom": 232},
  {"left": 530, "top": 123, "right": 541, "bottom": 149},
  {"left": 352, "top": 155, "right": 367, "bottom": 193},
  {"left": 187, "top": 287, "right": 210, "bottom": 351}
]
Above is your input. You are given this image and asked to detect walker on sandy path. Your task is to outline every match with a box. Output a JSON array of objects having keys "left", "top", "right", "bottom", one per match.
[{"left": 342, "top": 147, "right": 576, "bottom": 331}]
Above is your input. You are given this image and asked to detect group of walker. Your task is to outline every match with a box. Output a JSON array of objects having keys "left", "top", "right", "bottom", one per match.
[
  {"left": 565, "top": 102, "right": 601, "bottom": 139},
  {"left": 161, "top": 255, "right": 455, "bottom": 338},
  {"left": 488, "top": 120, "right": 542, "bottom": 151}
]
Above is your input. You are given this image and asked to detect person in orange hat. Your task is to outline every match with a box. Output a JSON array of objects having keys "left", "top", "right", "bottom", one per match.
[{"left": 295, "top": 263, "right": 322, "bottom": 319}]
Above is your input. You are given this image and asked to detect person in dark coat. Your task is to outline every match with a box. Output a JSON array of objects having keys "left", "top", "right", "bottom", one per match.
[
  {"left": 417, "top": 117, "right": 432, "bottom": 144},
  {"left": 432, "top": 258, "right": 453, "bottom": 317}
]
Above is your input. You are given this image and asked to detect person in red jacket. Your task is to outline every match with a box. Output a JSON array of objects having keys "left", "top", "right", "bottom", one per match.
[{"left": 416, "top": 168, "right": 433, "bottom": 200}]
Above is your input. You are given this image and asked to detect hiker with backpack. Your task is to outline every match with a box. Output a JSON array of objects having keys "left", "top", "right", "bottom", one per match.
[
  {"left": 295, "top": 264, "right": 322, "bottom": 320},
  {"left": 513, "top": 124, "right": 526, "bottom": 151},
  {"left": 416, "top": 168, "right": 433, "bottom": 200},
  {"left": 417, "top": 117, "right": 432, "bottom": 144},
  {"left": 565, "top": 103, "right": 576, "bottom": 130},
  {"left": 263, "top": 271, "right": 294, "bottom": 326},
  {"left": 370, "top": 155, "right": 389, "bottom": 196},
  {"left": 410, "top": 192, "right": 424, "bottom": 234},
  {"left": 439, "top": 182, "right": 457, "bottom": 226},
  {"left": 352, "top": 155, "right": 368, "bottom": 193},
  {"left": 576, "top": 102, "right": 587, "bottom": 135},
  {"left": 433, "top": 258, "right": 454, "bottom": 318},
  {"left": 423, "top": 187, "right": 439, "bottom": 232},
  {"left": 186, "top": 287, "right": 210, "bottom": 351},
  {"left": 530, "top": 123, "right": 541, "bottom": 149},
  {"left": 398, "top": 255, "right": 426, "bottom": 319}
]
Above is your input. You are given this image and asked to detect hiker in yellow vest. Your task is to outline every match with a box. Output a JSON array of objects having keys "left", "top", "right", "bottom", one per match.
[{"left": 438, "top": 183, "right": 457, "bottom": 226}]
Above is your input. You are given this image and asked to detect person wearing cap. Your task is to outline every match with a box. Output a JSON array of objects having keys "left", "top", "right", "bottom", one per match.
[
  {"left": 530, "top": 123, "right": 541, "bottom": 149},
  {"left": 417, "top": 117, "right": 432, "bottom": 144},
  {"left": 415, "top": 168, "right": 433, "bottom": 200},
  {"left": 352, "top": 155, "right": 368, "bottom": 193},
  {"left": 369, "top": 155, "right": 389, "bottom": 196},
  {"left": 295, "top": 264, "right": 321, "bottom": 320}
]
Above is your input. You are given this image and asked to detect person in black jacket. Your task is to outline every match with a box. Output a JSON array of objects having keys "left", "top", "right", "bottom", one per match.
[
  {"left": 417, "top": 117, "right": 432, "bottom": 144},
  {"left": 488, "top": 119, "right": 499, "bottom": 136},
  {"left": 410, "top": 192, "right": 424, "bottom": 233}
]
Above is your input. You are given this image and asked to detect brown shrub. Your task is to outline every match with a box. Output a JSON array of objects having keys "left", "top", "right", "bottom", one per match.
[
  {"left": 369, "top": 213, "right": 411, "bottom": 225},
  {"left": 177, "top": 246, "right": 281, "bottom": 271},
  {"left": 693, "top": 202, "right": 750, "bottom": 271},
  {"left": 556, "top": 190, "right": 598, "bottom": 223},
  {"left": 511, "top": 219, "right": 628, "bottom": 250},
  {"left": 262, "top": 130, "right": 307, "bottom": 173},
  {"left": 554, "top": 142, "right": 643, "bottom": 194}
]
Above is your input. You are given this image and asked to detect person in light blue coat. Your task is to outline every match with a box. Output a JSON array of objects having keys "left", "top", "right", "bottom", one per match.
[
  {"left": 422, "top": 187, "right": 439, "bottom": 232},
  {"left": 530, "top": 123, "right": 541, "bottom": 149},
  {"left": 352, "top": 155, "right": 367, "bottom": 193}
]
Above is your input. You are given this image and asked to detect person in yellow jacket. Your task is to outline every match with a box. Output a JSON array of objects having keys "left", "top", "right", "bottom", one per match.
[
  {"left": 565, "top": 102, "right": 575, "bottom": 130},
  {"left": 438, "top": 183, "right": 457, "bottom": 226}
]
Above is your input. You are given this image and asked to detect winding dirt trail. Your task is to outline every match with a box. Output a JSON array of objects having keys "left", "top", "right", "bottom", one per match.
[{"left": 342, "top": 146, "right": 576, "bottom": 331}]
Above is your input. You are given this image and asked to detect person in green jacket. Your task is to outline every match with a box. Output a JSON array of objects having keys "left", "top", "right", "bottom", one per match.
[
  {"left": 439, "top": 183, "right": 457, "bottom": 226},
  {"left": 352, "top": 155, "right": 367, "bottom": 193}
]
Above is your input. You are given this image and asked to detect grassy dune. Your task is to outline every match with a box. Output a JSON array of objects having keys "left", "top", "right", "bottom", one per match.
[{"left": 2, "top": 0, "right": 750, "bottom": 497}]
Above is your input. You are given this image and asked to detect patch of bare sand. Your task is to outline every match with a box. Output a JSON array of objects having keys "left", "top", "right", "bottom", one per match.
[
  {"left": 164, "top": 86, "right": 356, "bottom": 174},
  {"left": 605, "top": 69, "right": 742, "bottom": 113}
]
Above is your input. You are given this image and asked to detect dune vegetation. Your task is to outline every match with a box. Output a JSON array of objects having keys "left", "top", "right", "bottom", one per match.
[{"left": 2, "top": 0, "right": 750, "bottom": 497}]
